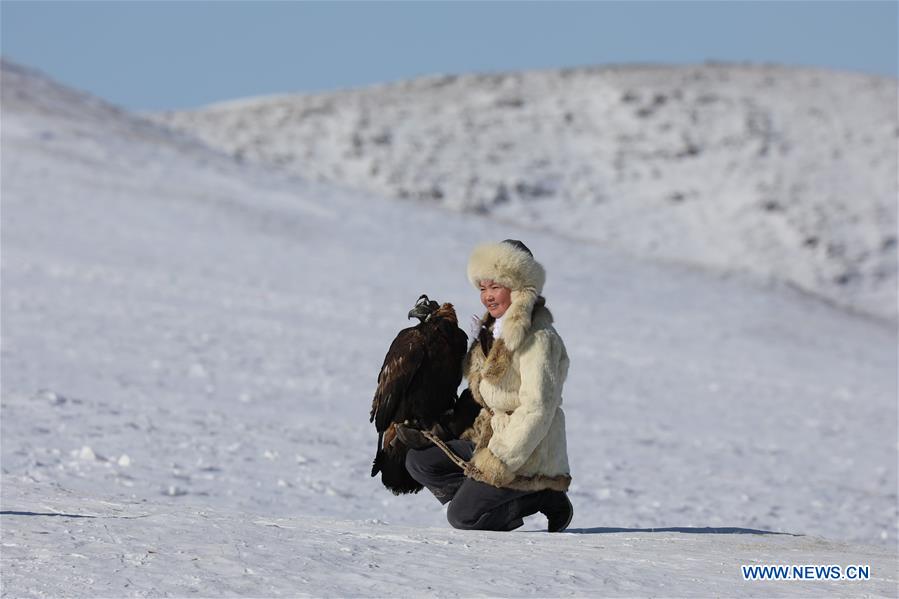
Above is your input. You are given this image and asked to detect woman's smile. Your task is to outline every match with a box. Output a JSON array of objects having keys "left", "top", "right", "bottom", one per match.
[{"left": 479, "top": 279, "right": 512, "bottom": 318}]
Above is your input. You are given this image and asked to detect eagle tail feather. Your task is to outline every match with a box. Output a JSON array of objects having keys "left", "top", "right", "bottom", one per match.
[
  {"left": 377, "top": 448, "right": 423, "bottom": 495},
  {"left": 370, "top": 431, "right": 384, "bottom": 477}
]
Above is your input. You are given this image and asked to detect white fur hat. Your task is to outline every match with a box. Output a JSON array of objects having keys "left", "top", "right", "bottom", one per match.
[{"left": 467, "top": 239, "right": 546, "bottom": 294}]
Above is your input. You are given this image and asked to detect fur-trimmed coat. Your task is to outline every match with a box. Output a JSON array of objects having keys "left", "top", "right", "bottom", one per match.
[{"left": 460, "top": 294, "right": 571, "bottom": 492}]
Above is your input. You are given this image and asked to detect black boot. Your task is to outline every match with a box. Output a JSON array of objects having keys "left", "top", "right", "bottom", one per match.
[
  {"left": 540, "top": 490, "right": 573, "bottom": 532},
  {"left": 507, "top": 489, "right": 574, "bottom": 532}
]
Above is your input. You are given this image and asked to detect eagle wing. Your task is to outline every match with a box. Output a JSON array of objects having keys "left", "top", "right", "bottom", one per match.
[{"left": 370, "top": 327, "right": 428, "bottom": 433}]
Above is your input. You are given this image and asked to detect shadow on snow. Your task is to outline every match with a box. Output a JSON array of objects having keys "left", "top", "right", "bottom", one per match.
[
  {"left": 1, "top": 510, "right": 97, "bottom": 519},
  {"left": 563, "top": 525, "right": 799, "bottom": 536}
]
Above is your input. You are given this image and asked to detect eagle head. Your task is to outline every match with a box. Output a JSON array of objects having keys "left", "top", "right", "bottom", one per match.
[{"left": 407, "top": 294, "right": 440, "bottom": 322}]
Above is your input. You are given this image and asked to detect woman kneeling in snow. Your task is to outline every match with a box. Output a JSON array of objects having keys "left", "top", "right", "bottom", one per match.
[{"left": 402, "top": 239, "right": 573, "bottom": 532}]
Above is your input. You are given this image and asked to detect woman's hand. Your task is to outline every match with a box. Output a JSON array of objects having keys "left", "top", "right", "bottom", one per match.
[{"left": 470, "top": 447, "right": 516, "bottom": 487}]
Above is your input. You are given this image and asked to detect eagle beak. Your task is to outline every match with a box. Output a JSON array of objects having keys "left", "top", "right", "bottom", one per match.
[
  {"left": 408, "top": 295, "right": 436, "bottom": 321},
  {"left": 408, "top": 303, "right": 434, "bottom": 321}
]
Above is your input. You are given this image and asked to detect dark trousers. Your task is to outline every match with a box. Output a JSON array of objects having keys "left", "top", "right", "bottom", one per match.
[{"left": 405, "top": 439, "right": 540, "bottom": 531}]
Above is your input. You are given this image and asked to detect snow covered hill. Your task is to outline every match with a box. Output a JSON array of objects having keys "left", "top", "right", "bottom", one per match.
[
  {"left": 2, "top": 59, "right": 897, "bottom": 596},
  {"left": 152, "top": 64, "right": 899, "bottom": 325}
]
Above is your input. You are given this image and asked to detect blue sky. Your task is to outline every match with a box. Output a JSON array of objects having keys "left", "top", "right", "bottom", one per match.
[{"left": 2, "top": 1, "right": 896, "bottom": 111}]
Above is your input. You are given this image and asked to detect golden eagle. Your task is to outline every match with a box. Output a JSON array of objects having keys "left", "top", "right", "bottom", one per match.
[{"left": 369, "top": 294, "right": 469, "bottom": 494}]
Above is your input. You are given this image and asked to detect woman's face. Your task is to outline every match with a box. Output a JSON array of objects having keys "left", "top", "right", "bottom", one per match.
[{"left": 479, "top": 280, "right": 512, "bottom": 319}]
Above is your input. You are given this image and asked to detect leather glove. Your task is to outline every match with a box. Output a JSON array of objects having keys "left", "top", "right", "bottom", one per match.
[
  {"left": 393, "top": 421, "right": 451, "bottom": 449},
  {"left": 469, "top": 447, "right": 516, "bottom": 487}
]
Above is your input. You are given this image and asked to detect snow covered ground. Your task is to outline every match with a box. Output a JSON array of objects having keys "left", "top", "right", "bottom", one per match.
[
  {"left": 4, "top": 483, "right": 898, "bottom": 598},
  {"left": 153, "top": 64, "right": 898, "bottom": 324},
  {"left": 2, "top": 59, "right": 897, "bottom": 596}
]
